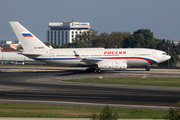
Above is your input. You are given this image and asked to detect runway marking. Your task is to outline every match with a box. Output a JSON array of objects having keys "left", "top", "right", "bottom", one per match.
[
  {"left": 113, "top": 73, "right": 148, "bottom": 76},
  {"left": 0, "top": 86, "right": 24, "bottom": 90},
  {"left": 0, "top": 99, "right": 171, "bottom": 110},
  {"left": 142, "top": 76, "right": 147, "bottom": 78},
  {"left": 6, "top": 94, "right": 110, "bottom": 99},
  {"left": 7, "top": 93, "right": 179, "bottom": 98},
  {"left": 99, "top": 76, "right": 103, "bottom": 79}
]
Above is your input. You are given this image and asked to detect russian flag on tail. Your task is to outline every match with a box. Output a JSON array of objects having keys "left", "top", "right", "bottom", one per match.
[{"left": 22, "top": 33, "right": 33, "bottom": 37}]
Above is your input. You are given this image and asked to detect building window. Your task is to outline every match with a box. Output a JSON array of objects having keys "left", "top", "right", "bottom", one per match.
[
  {"left": 55, "top": 32, "right": 57, "bottom": 44},
  {"left": 47, "top": 32, "right": 49, "bottom": 41},
  {"left": 58, "top": 38, "right": 60, "bottom": 45},
  {"left": 58, "top": 32, "right": 60, "bottom": 45},
  {"left": 62, "top": 31, "right": 64, "bottom": 44},
  {"left": 58, "top": 32, "right": 60, "bottom": 37}
]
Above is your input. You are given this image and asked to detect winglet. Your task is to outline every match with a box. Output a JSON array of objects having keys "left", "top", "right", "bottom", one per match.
[
  {"left": 49, "top": 45, "right": 53, "bottom": 50},
  {"left": 73, "top": 51, "right": 81, "bottom": 60}
]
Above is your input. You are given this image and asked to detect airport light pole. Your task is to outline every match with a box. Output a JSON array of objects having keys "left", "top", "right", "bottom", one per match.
[
  {"left": 1, "top": 43, "right": 3, "bottom": 64},
  {"left": 0, "top": 46, "right": 2, "bottom": 64},
  {"left": 168, "top": 47, "right": 169, "bottom": 67}
]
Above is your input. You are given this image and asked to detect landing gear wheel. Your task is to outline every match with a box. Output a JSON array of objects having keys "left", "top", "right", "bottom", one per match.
[
  {"left": 97, "top": 69, "right": 101, "bottom": 73},
  {"left": 87, "top": 68, "right": 96, "bottom": 72},
  {"left": 145, "top": 67, "right": 150, "bottom": 71}
]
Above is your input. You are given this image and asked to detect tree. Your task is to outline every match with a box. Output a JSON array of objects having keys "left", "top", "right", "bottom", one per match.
[
  {"left": 109, "top": 32, "right": 130, "bottom": 48},
  {"left": 91, "top": 105, "right": 118, "bottom": 120},
  {"left": 123, "top": 35, "right": 136, "bottom": 48},
  {"left": 91, "top": 32, "right": 109, "bottom": 48},
  {"left": 60, "top": 40, "right": 89, "bottom": 48},
  {"left": 75, "top": 29, "right": 98, "bottom": 47},
  {"left": 44, "top": 42, "right": 51, "bottom": 47},
  {"left": 123, "top": 29, "right": 156, "bottom": 48},
  {"left": 165, "top": 101, "right": 180, "bottom": 120},
  {"left": 170, "top": 51, "right": 179, "bottom": 66},
  {"left": 133, "top": 33, "right": 145, "bottom": 47}
]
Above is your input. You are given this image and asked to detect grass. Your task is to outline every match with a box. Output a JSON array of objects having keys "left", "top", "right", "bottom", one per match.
[
  {"left": 63, "top": 77, "right": 180, "bottom": 87},
  {"left": 0, "top": 103, "right": 168, "bottom": 119}
]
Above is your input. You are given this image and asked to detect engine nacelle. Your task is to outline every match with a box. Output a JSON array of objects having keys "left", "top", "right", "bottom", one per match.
[{"left": 98, "top": 60, "right": 127, "bottom": 69}]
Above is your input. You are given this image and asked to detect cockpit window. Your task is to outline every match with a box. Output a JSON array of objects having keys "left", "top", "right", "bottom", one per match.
[{"left": 162, "top": 53, "right": 167, "bottom": 55}]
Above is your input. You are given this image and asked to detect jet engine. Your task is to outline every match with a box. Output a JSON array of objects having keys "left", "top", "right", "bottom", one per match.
[{"left": 97, "top": 60, "right": 127, "bottom": 69}]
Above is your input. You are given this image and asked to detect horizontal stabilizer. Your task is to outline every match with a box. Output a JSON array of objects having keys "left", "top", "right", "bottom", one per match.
[{"left": 21, "top": 53, "right": 41, "bottom": 58}]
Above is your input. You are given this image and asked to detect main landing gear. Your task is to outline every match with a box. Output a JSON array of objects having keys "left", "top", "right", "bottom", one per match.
[
  {"left": 145, "top": 66, "right": 150, "bottom": 71},
  {"left": 86, "top": 66, "right": 101, "bottom": 73}
]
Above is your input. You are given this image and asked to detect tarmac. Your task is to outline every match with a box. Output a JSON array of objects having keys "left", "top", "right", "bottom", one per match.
[{"left": 0, "top": 67, "right": 175, "bottom": 120}]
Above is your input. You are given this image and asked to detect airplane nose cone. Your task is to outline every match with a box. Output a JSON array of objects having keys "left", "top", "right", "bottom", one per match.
[{"left": 167, "top": 55, "right": 171, "bottom": 60}]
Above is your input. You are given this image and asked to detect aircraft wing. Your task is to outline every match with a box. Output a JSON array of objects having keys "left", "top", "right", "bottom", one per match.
[
  {"left": 73, "top": 51, "right": 102, "bottom": 64},
  {"left": 81, "top": 58, "right": 102, "bottom": 63}
]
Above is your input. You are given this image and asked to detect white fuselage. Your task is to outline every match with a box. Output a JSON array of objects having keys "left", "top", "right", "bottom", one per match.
[{"left": 32, "top": 48, "right": 170, "bottom": 67}]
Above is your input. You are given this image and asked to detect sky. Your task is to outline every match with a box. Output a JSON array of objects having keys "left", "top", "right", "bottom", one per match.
[{"left": 0, "top": 0, "right": 180, "bottom": 42}]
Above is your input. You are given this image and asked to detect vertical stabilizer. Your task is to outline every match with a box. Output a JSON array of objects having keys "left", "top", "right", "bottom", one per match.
[{"left": 9, "top": 21, "right": 49, "bottom": 53}]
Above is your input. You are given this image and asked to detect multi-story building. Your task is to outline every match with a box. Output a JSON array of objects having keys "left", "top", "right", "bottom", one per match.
[
  {"left": 174, "top": 41, "right": 180, "bottom": 46},
  {"left": 0, "top": 40, "right": 20, "bottom": 49},
  {"left": 47, "top": 21, "right": 91, "bottom": 45}
]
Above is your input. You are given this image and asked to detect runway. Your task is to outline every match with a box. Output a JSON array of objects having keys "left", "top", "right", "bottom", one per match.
[{"left": 0, "top": 66, "right": 180, "bottom": 110}]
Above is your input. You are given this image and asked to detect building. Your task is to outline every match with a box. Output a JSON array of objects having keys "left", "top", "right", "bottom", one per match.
[
  {"left": 174, "top": 41, "right": 180, "bottom": 46},
  {"left": 1, "top": 40, "right": 12, "bottom": 44},
  {"left": 47, "top": 21, "right": 91, "bottom": 45},
  {"left": 0, "top": 46, "right": 35, "bottom": 65},
  {"left": 0, "top": 40, "right": 20, "bottom": 49}
]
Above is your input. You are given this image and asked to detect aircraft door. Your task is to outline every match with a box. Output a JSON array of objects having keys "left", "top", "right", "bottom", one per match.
[
  {"left": 152, "top": 51, "right": 157, "bottom": 58},
  {"left": 50, "top": 52, "right": 54, "bottom": 58}
]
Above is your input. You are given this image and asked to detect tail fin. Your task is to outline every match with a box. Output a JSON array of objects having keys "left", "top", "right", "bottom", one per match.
[
  {"left": 73, "top": 51, "right": 82, "bottom": 60},
  {"left": 9, "top": 21, "right": 49, "bottom": 53}
]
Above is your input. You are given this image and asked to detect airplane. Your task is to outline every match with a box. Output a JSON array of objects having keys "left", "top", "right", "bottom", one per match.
[{"left": 9, "top": 21, "right": 171, "bottom": 72}]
